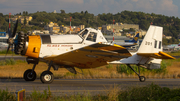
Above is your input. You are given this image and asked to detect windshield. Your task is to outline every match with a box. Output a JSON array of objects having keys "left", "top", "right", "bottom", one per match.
[
  {"left": 86, "top": 32, "right": 97, "bottom": 42},
  {"left": 79, "top": 29, "right": 88, "bottom": 39}
]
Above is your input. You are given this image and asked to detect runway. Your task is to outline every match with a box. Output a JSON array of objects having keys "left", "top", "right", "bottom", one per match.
[
  {"left": 0, "top": 56, "right": 26, "bottom": 61},
  {"left": 0, "top": 78, "right": 180, "bottom": 95}
]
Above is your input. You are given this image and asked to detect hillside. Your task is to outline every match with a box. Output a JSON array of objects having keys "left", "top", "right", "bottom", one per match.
[{"left": 0, "top": 10, "right": 179, "bottom": 44}]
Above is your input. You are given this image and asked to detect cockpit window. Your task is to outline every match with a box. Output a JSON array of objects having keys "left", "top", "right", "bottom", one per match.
[
  {"left": 79, "top": 29, "right": 88, "bottom": 39},
  {"left": 86, "top": 32, "right": 97, "bottom": 42}
]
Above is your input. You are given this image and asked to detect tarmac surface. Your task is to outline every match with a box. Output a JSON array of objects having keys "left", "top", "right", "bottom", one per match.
[
  {"left": 0, "top": 78, "right": 180, "bottom": 96},
  {"left": 0, "top": 56, "right": 26, "bottom": 60}
]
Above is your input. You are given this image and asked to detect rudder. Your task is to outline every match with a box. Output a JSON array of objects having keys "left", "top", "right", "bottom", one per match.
[{"left": 137, "top": 25, "right": 163, "bottom": 53}]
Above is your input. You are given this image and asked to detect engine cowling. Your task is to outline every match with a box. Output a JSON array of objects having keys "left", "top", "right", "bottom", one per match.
[{"left": 14, "top": 32, "right": 28, "bottom": 55}]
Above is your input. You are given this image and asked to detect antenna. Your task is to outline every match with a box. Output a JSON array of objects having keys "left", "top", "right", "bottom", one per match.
[
  {"left": 113, "top": 20, "right": 115, "bottom": 42},
  {"left": 9, "top": 13, "right": 11, "bottom": 35},
  {"left": 70, "top": 17, "right": 72, "bottom": 34}
]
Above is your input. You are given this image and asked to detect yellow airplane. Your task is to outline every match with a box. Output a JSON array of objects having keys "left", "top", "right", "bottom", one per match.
[{"left": 6, "top": 19, "right": 175, "bottom": 84}]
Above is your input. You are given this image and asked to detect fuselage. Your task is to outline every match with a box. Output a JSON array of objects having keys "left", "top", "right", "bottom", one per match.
[{"left": 15, "top": 28, "right": 108, "bottom": 60}]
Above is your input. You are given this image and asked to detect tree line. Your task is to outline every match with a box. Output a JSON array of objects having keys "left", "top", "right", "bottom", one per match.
[{"left": 0, "top": 10, "right": 179, "bottom": 44}]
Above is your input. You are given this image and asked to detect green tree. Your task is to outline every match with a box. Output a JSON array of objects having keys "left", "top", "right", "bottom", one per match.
[
  {"left": 60, "top": 10, "right": 65, "bottom": 14},
  {"left": 139, "top": 19, "right": 150, "bottom": 30},
  {"left": 23, "top": 11, "right": 26, "bottom": 16},
  {"left": 24, "top": 17, "right": 27, "bottom": 25},
  {"left": 0, "top": 13, "right": 3, "bottom": 17}
]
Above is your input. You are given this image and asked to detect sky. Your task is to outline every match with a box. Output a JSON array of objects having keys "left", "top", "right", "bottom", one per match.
[{"left": 0, "top": 0, "right": 180, "bottom": 18}]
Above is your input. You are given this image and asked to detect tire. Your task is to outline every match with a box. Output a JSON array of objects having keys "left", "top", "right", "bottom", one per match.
[
  {"left": 40, "top": 71, "right": 54, "bottom": 84},
  {"left": 139, "top": 76, "right": 146, "bottom": 82},
  {"left": 24, "top": 69, "right": 36, "bottom": 81}
]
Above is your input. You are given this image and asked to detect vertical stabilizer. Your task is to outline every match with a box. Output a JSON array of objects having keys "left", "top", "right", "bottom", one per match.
[
  {"left": 138, "top": 25, "right": 163, "bottom": 53},
  {"left": 130, "top": 33, "right": 139, "bottom": 43}
]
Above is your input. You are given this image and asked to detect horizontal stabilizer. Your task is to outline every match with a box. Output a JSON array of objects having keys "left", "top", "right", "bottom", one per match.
[{"left": 137, "top": 51, "right": 175, "bottom": 59}]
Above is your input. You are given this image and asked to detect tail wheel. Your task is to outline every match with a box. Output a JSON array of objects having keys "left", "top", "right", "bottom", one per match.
[
  {"left": 40, "top": 71, "right": 54, "bottom": 84},
  {"left": 24, "top": 69, "right": 36, "bottom": 81},
  {"left": 139, "top": 76, "right": 146, "bottom": 82}
]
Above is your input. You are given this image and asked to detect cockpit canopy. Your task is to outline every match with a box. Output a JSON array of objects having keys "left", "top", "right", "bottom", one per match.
[{"left": 78, "top": 28, "right": 107, "bottom": 43}]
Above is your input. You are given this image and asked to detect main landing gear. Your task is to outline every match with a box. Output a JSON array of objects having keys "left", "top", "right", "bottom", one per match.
[
  {"left": 24, "top": 64, "right": 37, "bottom": 81},
  {"left": 40, "top": 61, "right": 54, "bottom": 84},
  {"left": 23, "top": 58, "right": 55, "bottom": 84},
  {"left": 126, "top": 64, "right": 146, "bottom": 82}
]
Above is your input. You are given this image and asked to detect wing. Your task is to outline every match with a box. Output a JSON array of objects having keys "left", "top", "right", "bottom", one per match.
[
  {"left": 137, "top": 51, "right": 175, "bottom": 59},
  {"left": 44, "top": 43, "right": 132, "bottom": 69}
]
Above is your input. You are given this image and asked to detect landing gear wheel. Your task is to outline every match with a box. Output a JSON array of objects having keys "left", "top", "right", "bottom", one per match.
[
  {"left": 40, "top": 71, "right": 54, "bottom": 84},
  {"left": 24, "top": 69, "right": 36, "bottom": 81},
  {"left": 139, "top": 76, "right": 146, "bottom": 82}
]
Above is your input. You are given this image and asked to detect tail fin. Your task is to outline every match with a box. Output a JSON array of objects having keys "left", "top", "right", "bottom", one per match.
[
  {"left": 112, "top": 25, "right": 174, "bottom": 69},
  {"left": 130, "top": 32, "right": 139, "bottom": 43},
  {"left": 137, "top": 25, "right": 162, "bottom": 53},
  {"left": 118, "top": 25, "right": 163, "bottom": 66}
]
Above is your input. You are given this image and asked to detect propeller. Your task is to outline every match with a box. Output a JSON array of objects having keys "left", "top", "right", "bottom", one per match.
[{"left": 5, "top": 18, "right": 19, "bottom": 57}]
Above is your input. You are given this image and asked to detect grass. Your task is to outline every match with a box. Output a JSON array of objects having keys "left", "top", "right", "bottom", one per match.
[
  {"left": 29, "top": 86, "right": 52, "bottom": 101},
  {"left": 117, "top": 83, "right": 180, "bottom": 101},
  {"left": 166, "top": 50, "right": 180, "bottom": 56},
  {"left": 0, "top": 88, "right": 16, "bottom": 101},
  {"left": 1, "top": 83, "right": 180, "bottom": 100},
  {"left": 0, "top": 58, "right": 16, "bottom": 66},
  {"left": 0, "top": 50, "right": 15, "bottom": 55}
]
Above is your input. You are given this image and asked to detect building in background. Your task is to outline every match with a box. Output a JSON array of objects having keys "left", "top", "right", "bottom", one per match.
[
  {"left": 102, "top": 23, "right": 139, "bottom": 36},
  {"left": 32, "top": 30, "right": 49, "bottom": 35},
  {"left": 44, "top": 22, "right": 60, "bottom": 34},
  {"left": 11, "top": 16, "right": 33, "bottom": 25}
]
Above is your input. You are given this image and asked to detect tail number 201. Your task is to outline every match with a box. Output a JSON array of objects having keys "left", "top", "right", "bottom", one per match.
[{"left": 145, "top": 41, "right": 152, "bottom": 46}]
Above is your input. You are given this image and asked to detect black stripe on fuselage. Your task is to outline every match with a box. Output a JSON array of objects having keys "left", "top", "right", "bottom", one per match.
[{"left": 40, "top": 35, "right": 51, "bottom": 44}]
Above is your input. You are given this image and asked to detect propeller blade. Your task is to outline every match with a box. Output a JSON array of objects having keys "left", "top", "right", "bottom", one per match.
[
  {"left": 5, "top": 45, "right": 10, "bottom": 58},
  {"left": 12, "top": 19, "right": 19, "bottom": 38},
  {"left": 11, "top": 44, "right": 14, "bottom": 57},
  {"left": 8, "top": 26, "right": 12, "bottom": 38}
]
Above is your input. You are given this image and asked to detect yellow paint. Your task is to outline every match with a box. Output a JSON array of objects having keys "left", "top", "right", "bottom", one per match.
[
  {"left": 134, "top": 37, "right": 138, "bottom": 41},
  {"left": 159, "top": 51, "right": 175, "bottom": 59},
  {"left": 154, "top": 53, "right": 161, "bottom": 57},
  {"left": 113, "top": 44, "right": 126, "bottom": 49},
  {"left": 99, "top": 44, "right": 126, "bottom": 51},
  {"left": 137, "top": 51, "right": 175, "bottom": 59},
  {"left": 17, "top": 89, "right": 25, "bottom": 101},
  {"left": 25, "top": 35, "right": 41, "bottom": 58}
]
